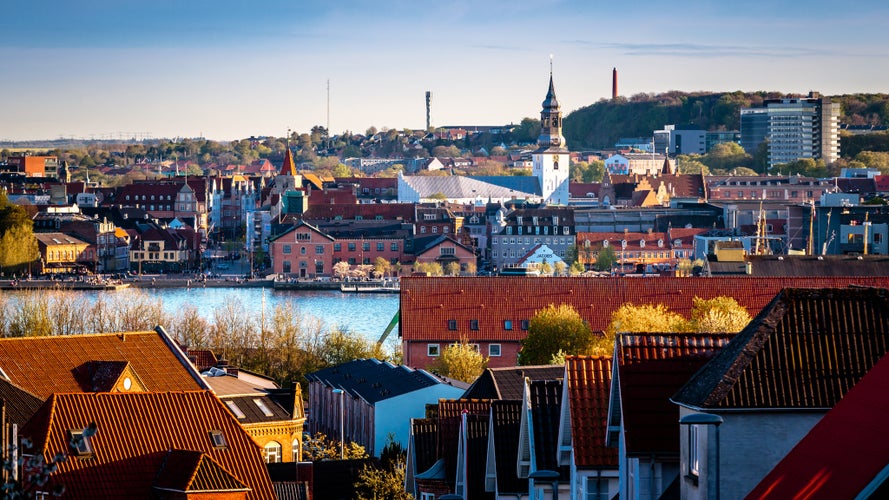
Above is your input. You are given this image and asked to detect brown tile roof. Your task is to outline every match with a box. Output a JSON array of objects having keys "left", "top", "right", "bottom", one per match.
[
  {"left": 461, "top": 413, "right": 494, "bottom": 500},
  {"left": 400, "top": 277, "right": 889, "bottom": 342},
  {"left": 565, "top": 356, "right": 617, "bottom": 468},
  {"left": 187, "top": 349, "right": 219, "bottom": 372},
  {"left": 462, "top": 365, "right": 564, "bottom": 400},
  {"left": 0, "top": 378, "right": 43, "bottom": 428},
  {"left": 0, "top": 330, "right": 208, "bottom": 399},
  {"left": 21, "top": 391, "right": 275, "bottom": 499},
  {"left": 673, "top": 287, "right": 889, "bottom": 409},
  {"left": 410, "top": 418, "right": 439, "bottom": 478},
  {"left": 437, "top": 399, "right": 491, "bottom": 487},
  {"left": 617, "top": 334, "right": 733, "bottom": 456}
]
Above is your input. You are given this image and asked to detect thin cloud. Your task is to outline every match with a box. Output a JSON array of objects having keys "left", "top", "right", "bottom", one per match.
[
  {"left": 569, "top": 40, "right": 828, "bottom": 58},
  {"left": 469, "top": 43, "right": 533, "bottom": 52}
]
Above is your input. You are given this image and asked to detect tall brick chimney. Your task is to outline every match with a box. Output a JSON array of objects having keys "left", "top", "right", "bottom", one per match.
[{"left": 612, "top": 67, "right": 618, "bottom": 99}]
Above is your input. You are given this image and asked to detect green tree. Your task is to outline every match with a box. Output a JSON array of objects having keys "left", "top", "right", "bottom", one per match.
[
  {"left": 569, "top": 261, "right": 585, "bottom": 276},
  {"left": 0, "top": 190, "right": 39, "bottom": 275},
  {"left": 519, "top": 304, "right": 594, "bottom": 365},
  {"left": 554, "top": 261, "right": 567, "bottom": 276},
  {"left": 444, "top": 261, "right": 461, "bottom": 276},
  {"left": 301, "top": 432, "right": 368, "bottom": 461},
  {"left": 429, "top": 336, "right": 488, "bottom": 383},
  {"left": 354, "top": 437, "right": 412, "bottom": 500},
  {"left": 373, "top": 257, "right": 391, "bottom": 278},
  {"left": 703, "top": 142, "right": 752, "bottom": 171},
  {"left": 594, "top": 245, "right": 617, "bottom": 272}
]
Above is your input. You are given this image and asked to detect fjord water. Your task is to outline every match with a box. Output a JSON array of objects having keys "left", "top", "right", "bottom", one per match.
[{"left": 42, "top": 287, "right": 400, "bottom": 342}]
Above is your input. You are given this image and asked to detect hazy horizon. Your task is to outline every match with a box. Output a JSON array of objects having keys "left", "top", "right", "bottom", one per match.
[{"left": 3, "top": 0, "right": 888, "bottom": 142}]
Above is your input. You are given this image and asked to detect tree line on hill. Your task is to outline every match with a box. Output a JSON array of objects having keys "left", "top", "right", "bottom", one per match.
[{"left": 563, "top": 91, "right": 889, "bottom": 150}]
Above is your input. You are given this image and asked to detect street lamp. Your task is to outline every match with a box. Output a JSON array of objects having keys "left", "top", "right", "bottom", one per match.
[
  {"left": 332, "top": 388, "right": 345, "bottom": 459},
  {"left": 680, "top": 413, "right": 723, "bottom": 500},
  {"left": 529, "top": 469, "right": 560, "bottom": 500}
]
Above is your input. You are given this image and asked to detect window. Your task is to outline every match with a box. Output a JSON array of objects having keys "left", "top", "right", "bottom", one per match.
[
  {"left": 292, "top": 439, "right": 301, "bottom": 462},
  {"left": 225, "top": 400, "right": 246, "bottom": 419},
  {"left": 348, "top": 242, "right": 356, "bottom": 251},
  {"left": 300, "top": 246, "right": 307, "bottom": 255},
  {"left": 264, "top": 441, "right": 282, "bottom": 463},
  {"left": 421, "top": 226, "right": 427, "bottom": 234},
  {"left": 427, "top": 344, "right": 440, "bottom": 356},
  {"left": 440, "top": 247, "right": 456, "bottom": 256},
  {"left": 363, "top": 242, "right": 370, "bottom": 251},
  {"left": 254, "top": 398, "right": 275, "bottom": 417},
  {"left": 420, "top": 493, "right": 436, "bottom": 500},
  {"left": 470, "top": 319, "right": 479, "bottom": 330},
  {"left": 447, "top": 319, "right": 457, "bottom": 331},
  {"left": 489, "top": 344, "right": 501, "bottom": 357},
  {"left": 520, "top": 319, "right": 530, "bottom": 330},
  {"left": 391, "top": 242, "right": 399, "bottom": 251},
  {"left": 432, "top": 226, "right": 438, "bottom": 234},
  {"left": 209, "top": 430, "right": 228, "bottom": 449},
  {"left": 504, "top": 320, "right": 513, "bottom": 330},
  {"left": 377, "top": 242, "right": 384, "bottom": 251},
  {"left": 283, "top": 245, "right": 291, "bottom": 254},
  {"left": 316, "top": 245, "right": 324, "bottom": 254},
  {"left": 334, "top": 243, "right": 341, "bottom": 251},
  {"left": 68, "top": 428, "right": 94, "bottom": 457},
  {"left": 688, "top": 425, "right": 700, "bottom": 476}
]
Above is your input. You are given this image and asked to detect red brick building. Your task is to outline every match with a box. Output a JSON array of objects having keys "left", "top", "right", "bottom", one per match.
[{"left": 269, "top": 221, "right": 334, "bottom": 278}]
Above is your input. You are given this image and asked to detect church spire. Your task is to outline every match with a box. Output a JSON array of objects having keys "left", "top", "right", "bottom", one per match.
[
  {"left": 537, "top": 60, "right": 565, "bottom": 151},
  {"left": 280, "top": 143, "right": 296, "bottom": 177}
]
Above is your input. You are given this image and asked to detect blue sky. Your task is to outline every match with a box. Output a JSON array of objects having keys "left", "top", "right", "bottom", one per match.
[{"left": 2, "top": 0, "right": 888, "bottom": 142}]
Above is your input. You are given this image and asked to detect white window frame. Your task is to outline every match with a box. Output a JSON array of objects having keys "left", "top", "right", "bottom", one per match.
[
  {"left": 489, "top": 344, "right": 502, "bottom": 357},
  {"left": 688, "top": 425, "right": 700, "bottom": 476},
  {"left": 427, "top": 344, "right": 440, "bottom": 357}
]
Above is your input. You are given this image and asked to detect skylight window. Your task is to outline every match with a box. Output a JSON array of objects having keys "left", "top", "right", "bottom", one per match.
[
  {"left": 68, "top": 428, "right": 95, "bottom": 458},
  {"left": 209, "top": 430, "right": 227, "bottom": 449},
  {"left": 225, "top": 400, "right": 246, "bottom": 419},
  {"left": 253, "top": 398, "right": 274, "bottom": 417}
]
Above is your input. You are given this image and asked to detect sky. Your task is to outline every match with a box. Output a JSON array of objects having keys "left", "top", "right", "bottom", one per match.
[{"left": 2, "top": 0, "right": 889, "bottom": 142}]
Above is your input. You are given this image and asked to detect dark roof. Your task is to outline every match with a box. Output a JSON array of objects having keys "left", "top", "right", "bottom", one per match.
[
  {"left": 565, "top": 356, "right": 617, "bottom": 468},
  {"left": 490, "top": 400, "right": 527, "bottom": 494},
  {"left": 728, "top": 255, "right": 889, "bottom": 277},
  {"left": 673, "top": 287, "right": 889, "bottom": 409},
  {"left": 154, "top": 449, "right": 248, "bottom": 493},
  {"left": 617, "top": 334, "right": 733, "bottom": 456},
  {"left": 0, "top": 378, "right": 43, "bottom": 428},
  {"left": 438, "top": 399, "right": 491, "bottom": 488},
  {"left": 461, "top": 413, "right": 494, "bottom": 500},
  {"left": 462, "top": 365, "right": 564, "bottom": 400},
  {"left": 306, "top": 359, "right": 455, "bottom": 404},
  {"left": 747, "top": 351, "right": 889, "bottom": 499},
  {"left": 410, "top": 418, "right": 439, "bottom": 478},
  {"left": 218, "top": 395, "right": 291, "bottom": 423},
  {"left": 529, "top": 379, "right": 569, "bottom": 481}
]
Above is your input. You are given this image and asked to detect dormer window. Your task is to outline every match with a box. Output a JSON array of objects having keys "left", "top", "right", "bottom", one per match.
[
  {"left": 674, "top": 239, "right": 682, "bottom": 247},
  {"left": 601, "top": 240, "right": 608, "bottom": 248},
  {"left": 225, "top": 400, "right": 246, "bottom": 419},
  {"left": 209, "top": 430, "right": 227, "bottom": 449},
  {"left": 658, "top": 239, "right": 664, "bottom": 248},
  {"left": 640, "top": 240, "right": 645, "bottom": 248}
]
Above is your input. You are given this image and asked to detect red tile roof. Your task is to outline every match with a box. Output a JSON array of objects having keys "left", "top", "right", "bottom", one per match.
[
  {"left": 617, "top": 334, "right": 733, "bottom": 455},
  {"left": 280, "top": 147, "right": 297, "bottom": 176},
  {"left": 0, "top": 330, "right": 207, "bottom": 399},
  {"left": 400, "top": 277, "right": 889, "bottom": 342},
  {"left": 746, "top": 352, "right": 889, "bottom": 499},
  {"left": 21, "top": 391, "right": 275, "bottom": 499},
  {"left": 154, "top": 449, "right": 249, "bottom": 493},
  {"left": 565, "top": 356, "right": 617, "bottom": 468}
]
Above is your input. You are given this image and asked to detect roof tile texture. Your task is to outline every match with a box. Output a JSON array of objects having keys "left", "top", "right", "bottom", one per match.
[
  {"left": 565, "top": 356, "right": 617, "bottom": 468},
  {"left": 0, "top": 331, "right": 205, "bottom": 399},
  {"left": 400, "top": 276, "right": 889, "bottom": 342},
  {"left": 22, "top": 391, "right": 275, "bottom": 499}
]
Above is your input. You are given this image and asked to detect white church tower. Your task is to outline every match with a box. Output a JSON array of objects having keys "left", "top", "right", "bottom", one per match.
[{"left": 532, "top": 68, "right": 570, "bottom": 205}]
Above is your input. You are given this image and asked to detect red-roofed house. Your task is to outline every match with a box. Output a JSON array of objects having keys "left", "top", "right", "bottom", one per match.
[
  {"left": 399, "top": 276, "right": 889, "bottom": 370},
  {"left": 21, "top": 391, "right": 276, "bottom": 499},
  {"left": 560, "top": 356, "right": 618, "bottom": 499}
]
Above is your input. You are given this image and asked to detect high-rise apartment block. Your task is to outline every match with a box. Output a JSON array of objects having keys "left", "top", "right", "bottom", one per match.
[{"left": 740, "top": 92, "right": 840, "bottom": 169}]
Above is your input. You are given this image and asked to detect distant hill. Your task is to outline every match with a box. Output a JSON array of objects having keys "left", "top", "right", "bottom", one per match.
[{"left": 563, "top": 91, "right": 889, "bottom": 150}]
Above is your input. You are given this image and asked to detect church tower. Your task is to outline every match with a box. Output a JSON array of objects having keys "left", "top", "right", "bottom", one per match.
[{"left": 533, "top": 69, "right": 570, "bottom": 205}]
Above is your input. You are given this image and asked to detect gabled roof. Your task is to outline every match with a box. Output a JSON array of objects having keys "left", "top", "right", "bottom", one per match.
[
  {"left": 617, "top": 334, "right": 733, "bottom": 455},
  {"left": 673, "top": 287, "right": 889, "bottom": 410},
  {"left": 409, "top": 418, "right": 439, "bottom": 483},
  {"left": 268, "top": 220, "right": 335, "bottom": 243},
  {"left": 527, "top": 379, "right": 569, "bottom": 480},
  {"left": 488, "top": 400, "right": 527, "bottom": 494},
  {"left": 0, "top": 378, "right": 43, "bottom": 428},
  {"left": 746, "top": 352, "right": 889, "bottom": 499},
  {"left": 21, "top": 391, "right": 275, "bottom": 499},
  {"left": 456, "top": 413, "right": 493, "bottom": 500},
  {"left": 0, "top": 329, "right": 207, "bottom": 400},
  {"left": 462, "top": 365, "right": 564, "bottom": 400},
  {"left": 306, "top": 358, "right": 460, "bottom": 405},
  {"left": 280, "top": 147, "right": 297, "bottom": 176},
  {"left": 565, "top": 356, "right": 617, "bottom": 468},
  {"left": 400, "top": 276, "right": 889, "bottom": 342},
  {"left": 154, "top": 449, "right": 249, "bottom": 494},
  {"left": 438, "top": 399, "right": 492, "bottom": 488}
]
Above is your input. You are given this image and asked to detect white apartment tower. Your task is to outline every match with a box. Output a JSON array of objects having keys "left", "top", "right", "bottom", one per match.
[{"left": 533, "top": 72, "right": 570, "bottom": 205}]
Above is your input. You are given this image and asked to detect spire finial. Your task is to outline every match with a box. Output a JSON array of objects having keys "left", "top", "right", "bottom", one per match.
[{"left": 549, "top": 54, "right": 553, "bottom": 76}]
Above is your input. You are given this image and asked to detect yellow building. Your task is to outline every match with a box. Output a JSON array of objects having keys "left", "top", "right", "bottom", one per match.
[
  {"left": 205, "top": 374, "right": 306, "bottom": 463},
  {"left": 35, "top": 232, "right": 94, "bottom": 274}
]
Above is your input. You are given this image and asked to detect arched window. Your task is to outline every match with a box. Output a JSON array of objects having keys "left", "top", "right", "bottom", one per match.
[
  {"left": 264, "top": 441, "right": 282, "bottom": 463},
  {"left": 292, "top": 438, "right": 301, "bottom": 462}
]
